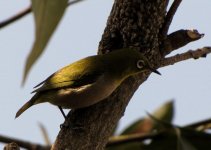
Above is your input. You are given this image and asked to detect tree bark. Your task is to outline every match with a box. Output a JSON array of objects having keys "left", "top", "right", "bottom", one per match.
[{"left": 53, "top": 0, "right": 168, "bottom": 149}]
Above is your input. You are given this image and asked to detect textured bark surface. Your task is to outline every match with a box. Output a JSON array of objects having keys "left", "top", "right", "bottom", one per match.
[{"left": 52, "top": 0, "right": 168, "bottom": 149}]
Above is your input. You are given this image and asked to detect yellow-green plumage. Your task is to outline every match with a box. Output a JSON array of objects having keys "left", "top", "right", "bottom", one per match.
[{"left": 16, "top": 48, "right": 159, "bottom": 118}]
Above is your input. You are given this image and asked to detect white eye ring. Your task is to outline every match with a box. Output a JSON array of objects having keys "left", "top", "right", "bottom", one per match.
[{"left": 137, "top": 60, "right": 144, "bottom": 69}]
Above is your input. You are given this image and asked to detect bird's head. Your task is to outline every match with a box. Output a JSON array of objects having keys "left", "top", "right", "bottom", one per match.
[
  {"left": 118, "top": 49, "right": 161, "bottom": 76},
  {"left": 104, "top": 48, "right": 161, "bottom": 79},
  {"left": 135, "top": 55, "right": 161, "bottom": 75}
]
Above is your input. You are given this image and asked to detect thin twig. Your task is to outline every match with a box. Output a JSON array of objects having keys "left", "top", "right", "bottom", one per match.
[
  {"left": 0, "top": 0, "right": 85, "bottom": 29},
  {"left": 185, "top": 118, "right": 211, "bottom": 130},
  {"left": 0, "top": 134, "right": 50, "bottom": 150},
  {"left": 161, "top": 0, "right": 182, "bottom": 37},
  {"left": 0, "top": 7, "right": 31, "bottom": 29},
  {"left": 106, "top": 132, "right": 159, "bottom": 147},
  {"left": 161, "top": 47, "right": 211, "bottom": 67}
]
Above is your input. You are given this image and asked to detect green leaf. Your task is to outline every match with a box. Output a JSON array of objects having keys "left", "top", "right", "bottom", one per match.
[
  {"left": 108, "top": 101, "right": 174, "bottom": 150},
  {"left": 152, "top": 100, "right": 174, "bottom": 123},
  {"left": 120, "top": 100, "right": 174, "bottom": 135},
  {"left": 177, "top": 127, "right": 211, "bottom": 150},
  {"left": 22, "top": 0, "right": 68, "bottom": 85},
  {"left": 175, "top": 128, "right": 197, "bottom": 150},
  {"left": 38, "top": 123, "right": 51, "bottom": 145}
]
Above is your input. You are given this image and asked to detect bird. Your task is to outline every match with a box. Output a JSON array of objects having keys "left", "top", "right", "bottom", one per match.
[{"left": 15, "top": 48, "right": 160, "bottom": 118}]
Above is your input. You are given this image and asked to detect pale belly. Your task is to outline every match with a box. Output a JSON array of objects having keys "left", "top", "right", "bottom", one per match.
[{"left": 49, "top": 75, "right": 119, "bottom": 109}]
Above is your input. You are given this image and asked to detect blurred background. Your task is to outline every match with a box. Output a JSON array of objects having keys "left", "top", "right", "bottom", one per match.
[{"left": 0, "top": 0, "right": 211, "bottom": 148}]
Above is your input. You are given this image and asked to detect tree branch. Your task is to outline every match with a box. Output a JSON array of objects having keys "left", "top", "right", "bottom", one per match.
[
  {"left": 0, "top": 134, "right": 50, "bottom": 150},
  {"left": 160, "top": 47, "right": 211, "bottom": 67},
  {"left": 162, "top": 29, "right": 204, "bottom": 56},
  {"left": 0, "top": 0, "right": 85, "bottom": 29},
  {"left": 53, "top": 0, "right": 169, "bottom": 149},
  {"left": 161, "top": 0, "right": 182, "bottom": 37}
]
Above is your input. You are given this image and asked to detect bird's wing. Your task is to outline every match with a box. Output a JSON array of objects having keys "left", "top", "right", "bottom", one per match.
[{"left": 32, "top": 56, "right": 105, "bottom": 93}]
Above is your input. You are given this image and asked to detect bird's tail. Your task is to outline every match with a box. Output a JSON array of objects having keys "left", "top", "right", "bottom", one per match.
[{"left": 15, "top": 95, "right": 38, "bottom": 118}]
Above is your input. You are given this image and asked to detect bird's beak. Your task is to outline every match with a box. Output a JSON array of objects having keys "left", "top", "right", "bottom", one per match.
[{"left": 149, "top": 67, "right": 161, "bottom": 75}]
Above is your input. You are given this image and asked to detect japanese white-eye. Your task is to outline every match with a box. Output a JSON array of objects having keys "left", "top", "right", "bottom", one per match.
[{"left": 15, "top": 48, "right": 160, "bottom": 118}]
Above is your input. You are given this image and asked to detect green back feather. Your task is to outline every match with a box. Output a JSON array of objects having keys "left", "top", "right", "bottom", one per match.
[{"left": 32, "top": 56, "right": 105, "bottom": 93}]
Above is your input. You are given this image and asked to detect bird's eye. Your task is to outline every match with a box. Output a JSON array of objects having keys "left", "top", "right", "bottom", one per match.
[{"left": 136, "top": 60, "right": 144, "bottom": 69}]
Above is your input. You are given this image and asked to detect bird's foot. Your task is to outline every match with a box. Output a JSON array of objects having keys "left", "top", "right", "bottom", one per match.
[
  {"left": 60, "top": 122, "right": 69, "bottom": 129},
  {"left": 60, "top": 122, "right": 85, "bottom": 131}
]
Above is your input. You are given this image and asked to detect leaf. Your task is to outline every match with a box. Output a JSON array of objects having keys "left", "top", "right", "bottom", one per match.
[
  {"left": 152, "top": 100, "right": 174, "bottom": 123},
  {"left": 22, "top": 0, "right": 68, "bottom": 85},
  {"left": 175, "top": 128, "right": 197, "bottom": 150},
  {"left": 38, "top": 123, "right": 51, "bottom": 145},
  {"left": 108, "top": 101, "right": 175, "bottom": 150},
  {"left": 120, "top": 100, "right": 174, "bottom": 135},
  {"left": 177, "top": 127, "right": 211, "bottom": 150}
]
